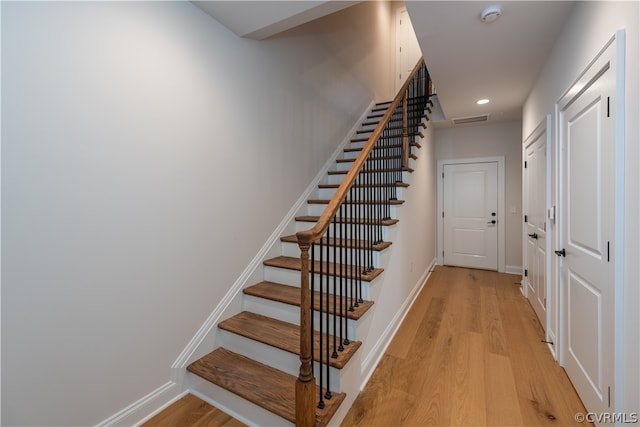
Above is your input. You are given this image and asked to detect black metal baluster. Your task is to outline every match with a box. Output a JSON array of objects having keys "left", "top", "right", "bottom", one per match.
[
  {"left": 317, "top": 236, "right": 324, "bottom": 409},
  {"left": 324, "top": 219, "right": 331, "bottom": 400},
  {"left": 339, "top": 200, "right": 345, "bottom": 351},
  {"left": 332, "top": 215, "right": 338, "bottom": 359}
]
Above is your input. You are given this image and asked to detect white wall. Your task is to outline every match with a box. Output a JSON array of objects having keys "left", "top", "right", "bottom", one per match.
[
  {"left": 523, "top": 0, "right": 639, "bottom": 415},
  {"left": 434, "top": 121, "right": 523, "bottom": 272},
  {"left": 0, "top": 1, "right": 396, "bottom": 425}
]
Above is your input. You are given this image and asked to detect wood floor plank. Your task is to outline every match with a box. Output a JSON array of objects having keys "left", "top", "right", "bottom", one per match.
[
  {"left": 450, "top": 331, "right": 486, "bottom": 426},
  {"left": 484, "top": 352, "right": 524, "bottom": 426},
  {"left": 341, "top": 266, "right": 590, "bottom": 427},
  {"left": 141, "top": 394, "right": 246, "bottom": 427},
  {"left": 480, "top": 285, "right": 509, "bottom": 356}
]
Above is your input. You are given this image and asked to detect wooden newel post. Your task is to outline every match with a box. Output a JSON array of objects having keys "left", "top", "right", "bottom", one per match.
[
  {"left": 296, "top": 239, "right": 316, "bottom": 427},
  {"left": 402, "top": 91, "right": 409, "bottom": 169}
]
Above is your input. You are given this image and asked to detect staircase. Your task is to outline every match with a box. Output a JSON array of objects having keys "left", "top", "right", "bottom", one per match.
[
  {"left": 185, "top": 105, "right": 426, "bottom": 426},
  {"left": 186, "top": 60, "right": 431, "bottom": 426}
]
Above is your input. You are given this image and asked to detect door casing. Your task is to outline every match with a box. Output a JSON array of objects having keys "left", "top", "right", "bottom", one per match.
[
  {"left": 522, "top": 116, "right": 553, "bottom": 352},
  {"left": 437, "top": 156, "right": 506, "bottom": 273}
]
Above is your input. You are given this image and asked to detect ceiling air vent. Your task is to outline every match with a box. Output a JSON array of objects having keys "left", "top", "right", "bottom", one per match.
[{"left": 452, "top": 114, "right": 490, "bottom": 125}]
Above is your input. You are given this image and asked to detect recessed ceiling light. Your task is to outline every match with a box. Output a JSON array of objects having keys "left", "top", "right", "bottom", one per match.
[
  {"left": 477, "top": 99, "right": 490, "bottom": 105},
  {"left": 480, "top": 5, "right": 502, "bottom": 23}
]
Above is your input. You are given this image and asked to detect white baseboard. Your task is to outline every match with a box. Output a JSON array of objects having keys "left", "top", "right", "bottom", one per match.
[
  {"left": 96, "top": 382, "right": 181, "bottom": 427},
  {"left": 505, "top": 265, "right": 523, "bottom": 275},
  {"left": 359, "top": 257, "right": 437, "bottom": 389}
]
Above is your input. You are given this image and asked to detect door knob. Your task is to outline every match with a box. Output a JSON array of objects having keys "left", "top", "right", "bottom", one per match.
[
  {"left": 488, "top": 220, "right": 496, "bottom": 224},
  {"left": 554, "top": 249, "right": 566, "bottom": 257},
  {"left": 528, "top": 233, "right": 538, "bottom": 239}
]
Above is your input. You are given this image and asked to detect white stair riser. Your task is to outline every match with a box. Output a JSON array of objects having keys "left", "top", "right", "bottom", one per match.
[
  {"left": 349, "top": 135, "right": 420, "bottom": 150},
  {"left": 295, "top": 221, "right": 392, "bottom": 241},
  {"left": 342, "top": 150, "right": 418, "bottom": 165},
  {"left": 334, "top": 156, "right": 404, "bottom": 171},
  {"left": 335, "top": 161, "right": 354, "bottom": 172},
  {"left": 307, "top": 202, "right": 399, "bottom": 218},
  {"left": 218, "top": 330, "right": 344, "bottom": 390},
  {"left": 326, "top": 171, "right": 410, "bottom": 185},
  {"left": 281, "top": 241, "right": 382, "bottom": 265},
  {"left": 188, "top": 374, "right": 291, "bottom": 427},
  {"left": 263, "top": 266, "right": 372, "bottom": 300},
  {"left": 242, "top": 294, "right": 360, "bottom": 339},
  {"left": 315, "top": 186, "right": 405, "bottom": 200}
]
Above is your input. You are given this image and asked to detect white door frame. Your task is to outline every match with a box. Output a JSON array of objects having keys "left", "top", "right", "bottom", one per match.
[
  {"left": 555, "top": 30, "right": 625, "bottom": 412},
  {"left": 437, "top": 156, "right": 506, "bottom": 272},
  {"left": 522, "top": 115, "right": 554, "bottom": 353},
  {"left": 394, "top": 6, "right": 421, "bottom": 93}
]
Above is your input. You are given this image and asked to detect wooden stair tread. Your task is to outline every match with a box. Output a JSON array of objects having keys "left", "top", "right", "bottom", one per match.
[
  {"left": 307, "top": 199, "right": 405, "bottom": 205},
  {"left": 344, "top": 142, "right": 420, "bottom": 152},
  {"left": 356, "top": 125, "right": 403, "bottom": 134},
  {"left": 187, "top": 348, "right": 345, "bottom": 427},
  {"left": 280, "top": 235, "right": 392, "bottom": 251},
  {"left": 318, "top": 182, "right": 409, "bottom": 189},
  {"left": 337, "top": 155, "right": 403, "bottom": 163},
  {"left": 244, "top": 281, "right": 374, "bottom": 320},
  {"left": 295, "top": 215, "right": 399, "bottom": 226},
  {"left": 328, "top": 167, "right": 414, "bottom": 175},
  {"left": 219, "top": 311, "right": 362, "bottom": 369},
  {"left": 264, "top": 256, "right": 384, "bottom": 282}
]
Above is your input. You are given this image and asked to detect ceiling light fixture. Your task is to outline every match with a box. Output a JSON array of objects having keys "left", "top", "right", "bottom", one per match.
[
  {"left": 477, "top": 98, "right": 490, "bottom": 105},
  {"left": 480, "top": 5, "right": 502, "bottom": 23}
]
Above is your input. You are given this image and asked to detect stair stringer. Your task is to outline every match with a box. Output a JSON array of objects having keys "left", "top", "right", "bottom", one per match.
[{"left": 169, "top": 100, "right": 375, "bottom": 388}]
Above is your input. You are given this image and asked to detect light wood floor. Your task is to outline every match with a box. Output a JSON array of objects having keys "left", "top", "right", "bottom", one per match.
[
  {"left": 341, "top": 265, "right": 590, "bottom": 426},
  {"left": 142, "top": 394, "right": 246, "bottom": 427},
  {"left": 144, "top": 266, "right": 590, "bottom": 426}
]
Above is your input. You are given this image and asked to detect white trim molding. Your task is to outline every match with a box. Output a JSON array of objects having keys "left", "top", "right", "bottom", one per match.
[{"left": 96, "top": 382, "right": 181, "bottom": 427}]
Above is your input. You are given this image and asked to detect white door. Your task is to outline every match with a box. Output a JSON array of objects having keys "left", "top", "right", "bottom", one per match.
[
  {"left": 395, "top": 7, "right": 422, "bottom": 92},
  {"left": 559, "top": 48, "right": 615, "bottom": 416},
  {"left": 524, "top": 133, "right": 547, "bottom": 326},
  {"left": 443, "top": 162, "right": 498, "bottom": 270}
]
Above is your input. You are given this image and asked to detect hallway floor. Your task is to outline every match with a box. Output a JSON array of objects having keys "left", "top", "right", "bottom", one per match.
[
  {"left": 341, "top": 265, "right": 590, "bottom": 426},
  {"left": 144, "top": 266, "right": 590, "bottom": 426}
]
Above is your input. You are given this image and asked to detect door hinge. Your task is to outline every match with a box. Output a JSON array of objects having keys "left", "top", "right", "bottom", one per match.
[
  {"left": 442, "top": 211, "right": 445, "bottom": 218},
  {"left": 524, "top": 215, "right": 528, "bottom": 223},
  {"left": 608, "top": 386, "right": 611, "bottom": 407},
  {"left": 442, "top": 172, "right": 444, "bottom": 178},
  {"left": 442, "top": 250, "right": 445, "bottom": 257},
  {"left": 524, "top": 269, "right": 528, "bottom": 277},
  {"left": 607, "top": 97, "right": 610, "bottom": 118},
  {"left": 607, "top": 241, "right": 610, "bottom": 262},
  {"left": 544, "top": 298, "right": 547, "bottom": 308},
  {"left": 524, "top": 161, "right": 528, "bottom": 168}
]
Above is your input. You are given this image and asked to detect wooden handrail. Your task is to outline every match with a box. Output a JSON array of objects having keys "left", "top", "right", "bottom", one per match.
[
  {"left": 295, "top": 57, "right": 425, "bottom": 247},
  {"left": 294, "top": 57, "right": 427, "bottom": 427}
]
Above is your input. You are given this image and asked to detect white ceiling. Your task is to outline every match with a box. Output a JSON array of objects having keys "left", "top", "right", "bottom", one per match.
[
  {"left": 194, "top": 1, "right": 577, "bottom": 126},
  {"left": 192, "top": 1, "right": 359, "bottom": 40},
  {"left": 406, "top": 1, "right": 576, "bottom": 126}
]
